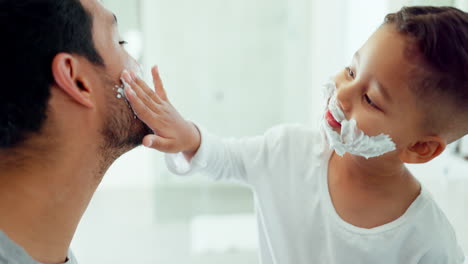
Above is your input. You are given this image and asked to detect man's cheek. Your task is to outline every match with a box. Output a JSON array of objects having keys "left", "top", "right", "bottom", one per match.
[{"left": 123, "top": 56, "right": 142, "bottom": 77}]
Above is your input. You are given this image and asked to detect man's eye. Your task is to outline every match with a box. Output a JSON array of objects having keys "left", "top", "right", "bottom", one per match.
[
  {"left": 119, "top": 40, "right": 128, "bottom": 46},
  {"left": 364, "top": 94, "right": 380, "bottom": 110},
  {"left": 345, "top": 67, "right": 355, "bottom": 78}
]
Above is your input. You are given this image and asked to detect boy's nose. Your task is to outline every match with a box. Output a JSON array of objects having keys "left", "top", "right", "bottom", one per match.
[{"left": 335, "top": 84, "right": 352, "bottom": 113}]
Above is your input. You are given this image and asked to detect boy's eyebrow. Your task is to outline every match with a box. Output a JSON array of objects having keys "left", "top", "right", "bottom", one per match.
[
  {"left": 353, "top": 51, "right": 392, "bottom": 103},
  {"left": 376, "top": 81, "right": 392, "bottom": 103},
  {"left": 352, "top": 51, "right": 361, "bottom": 69},
  {"left": 353, "top": 51, "right": 360, "bottom": 62},
  {"left": 112, "top": 14, "right": 118, "bottom": 25}
]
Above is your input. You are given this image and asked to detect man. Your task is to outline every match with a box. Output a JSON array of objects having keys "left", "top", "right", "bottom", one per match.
[{"left": 0, "top": 0, "right": 151, "bottom": 263}]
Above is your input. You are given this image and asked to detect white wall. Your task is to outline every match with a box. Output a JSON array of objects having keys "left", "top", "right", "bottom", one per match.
[{"left": 141, "top": 0, "right": 287, "bottom": 138}]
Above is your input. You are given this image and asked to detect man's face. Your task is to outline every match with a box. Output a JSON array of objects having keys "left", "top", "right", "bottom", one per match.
[
  {"left": 328, "top": 24, "right": 426, "bottom": 157},
  {"left": 81, "top": 0, "right": 152, "bottom": 152}
]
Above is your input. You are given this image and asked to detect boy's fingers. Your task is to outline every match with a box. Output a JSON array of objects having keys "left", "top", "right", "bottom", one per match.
[
  {"left": 124, "top": 86, "right": 160, "bottom": 126},
  {"left": 151, "top": 66, "right": 168, "bottom": 101},
  {"left": 131, "top": 71, "right": 164, "bottom": 105},
  {"left": 143, "top": 134, "right": 172, "bottom": 152},
  {"left": 123, "top": 74, "right": 161, "bottom": 114}
]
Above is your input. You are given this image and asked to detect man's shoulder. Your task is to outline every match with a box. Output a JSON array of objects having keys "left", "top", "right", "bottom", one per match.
[
  {"left": 0, "top": 231, "right": 78, "bottom": 264},
  {"left": 0, "top": 231, "right": 38, "bottom": 264},
  {"left": 67, "top": 250, "right": 79, "bottom": 264}
]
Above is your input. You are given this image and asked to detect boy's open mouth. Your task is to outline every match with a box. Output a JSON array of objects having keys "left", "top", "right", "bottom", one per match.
[
  {"left": 325, "top": 109, "right": 342, "bottom": 129},
  {"left": 325, "top": 95, "right": 345, "bottom": 130}
]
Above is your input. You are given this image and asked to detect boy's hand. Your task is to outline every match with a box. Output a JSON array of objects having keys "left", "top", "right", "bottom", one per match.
[{"left": 121, "top": 66, "right": 201, "bottom": 158}]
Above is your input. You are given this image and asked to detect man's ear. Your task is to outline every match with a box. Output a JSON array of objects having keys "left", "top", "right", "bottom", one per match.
[
  {"left": 51, "top": 53, "right": 94, "bottom": 108},
  {"left": 400, "top": 136, "right": 446, "bottom": 164}
]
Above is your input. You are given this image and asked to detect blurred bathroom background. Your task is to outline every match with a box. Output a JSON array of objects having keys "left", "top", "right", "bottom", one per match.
[{"left": 72, "top": 0, "right": 468, "bottom": 263}]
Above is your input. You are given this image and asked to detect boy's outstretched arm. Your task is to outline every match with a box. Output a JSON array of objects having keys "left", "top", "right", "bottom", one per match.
[
  {"left": 121, "top": 66, "right": 316, "bottom": 185},
  {"left": 121, "top": 67, "right": 201, "bottom": 160}
]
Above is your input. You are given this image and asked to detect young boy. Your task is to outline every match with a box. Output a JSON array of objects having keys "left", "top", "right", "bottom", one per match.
[{"left": 122, "top": 6, "right": 466, "bottom": 264}]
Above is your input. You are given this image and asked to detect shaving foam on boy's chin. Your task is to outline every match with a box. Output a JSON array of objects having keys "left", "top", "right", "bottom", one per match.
[{"left": 321, "top": 80, "right": 396, "bottom": 159}]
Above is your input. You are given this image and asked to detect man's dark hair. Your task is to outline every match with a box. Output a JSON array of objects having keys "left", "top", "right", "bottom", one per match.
[
  {"left": 0, "top": 0, "right": 104, "bottom": 148},
  {"left": 384, "top": 6, "right": 468, "bottom": 141}
]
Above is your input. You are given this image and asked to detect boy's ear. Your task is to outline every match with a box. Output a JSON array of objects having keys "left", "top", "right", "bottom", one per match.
[
  {"left": 51, "top": 53, "right": 94, "bottom": 108},
  {"left": 400, "top": 136, "right": 446, "bottom": 164}
]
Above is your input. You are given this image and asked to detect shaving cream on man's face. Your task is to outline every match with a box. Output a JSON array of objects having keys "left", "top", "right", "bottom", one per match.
[{"left": 321, "top": 80, "right": 396, "bottom": 159}]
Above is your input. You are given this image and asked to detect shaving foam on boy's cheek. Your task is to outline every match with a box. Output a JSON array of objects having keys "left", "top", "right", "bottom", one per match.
[{"left": 321, "top": 80, "right": 396, "bottom": 159}]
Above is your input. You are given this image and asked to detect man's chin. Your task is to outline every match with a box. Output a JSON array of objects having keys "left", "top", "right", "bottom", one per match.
[
  {"left": 126, "top": 119, "right": 153, "bottom": 147},
  {"left": 101, "top": 116, "right": 150, "bottom": 155}
]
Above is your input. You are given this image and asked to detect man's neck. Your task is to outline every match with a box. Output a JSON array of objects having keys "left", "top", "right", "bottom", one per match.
[{"left": 0, "top": 143, "right": 113, "bottom": 264}]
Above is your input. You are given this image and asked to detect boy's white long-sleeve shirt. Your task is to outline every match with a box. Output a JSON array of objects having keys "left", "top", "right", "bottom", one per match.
[{"left": 165, "top": 124, "right": 465, "bottom": 264}]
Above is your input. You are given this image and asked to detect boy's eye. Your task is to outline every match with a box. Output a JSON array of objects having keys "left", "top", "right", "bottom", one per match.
[
  {"left": 364, "top": 94, "right": 380, "bottom": 110},
  {"left": 119, "top": 40, "right": 128, "bottom": 46},
  {"left": 345, "top": 67, "right": 355, "bottom": 78}
]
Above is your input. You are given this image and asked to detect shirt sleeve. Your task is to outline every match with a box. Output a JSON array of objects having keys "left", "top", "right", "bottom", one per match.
[
  {"left": 417, "top": 227, "right": 465, "bottom": 264},
  {"left": 165, "top": 123, "right": 321, "bottom": 186},
  {"left": 417, "top": 246, "right": 465, "bottom": 264}
]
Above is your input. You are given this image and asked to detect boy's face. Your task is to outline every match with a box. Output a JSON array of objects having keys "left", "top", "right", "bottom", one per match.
[{"left": 331, "top": 24, "right": 425, "bottom": 158}]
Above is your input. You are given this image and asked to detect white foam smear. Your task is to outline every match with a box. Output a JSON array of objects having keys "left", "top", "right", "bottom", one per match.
[
  {"left": 321, "top": 80, "right": 397, "bottom": 159},
  {"left": 112, "top": 62, "right": 144, "bottom": 119},
  {"left": 113, "top": 61, "right": 144, "bottom": 99},
  {"left": 114, "top": 78, "right": 128, "bottom": 99}
]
